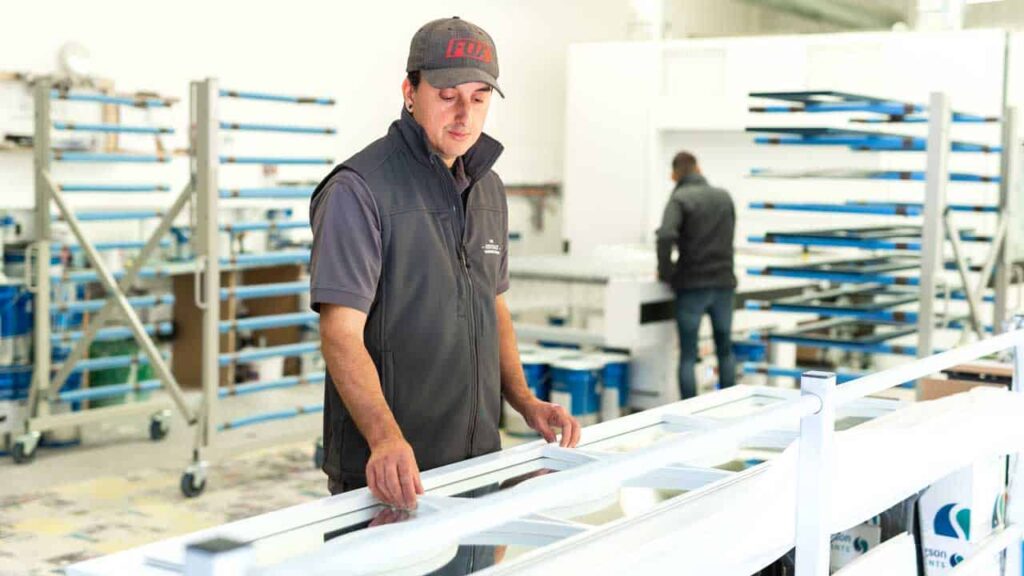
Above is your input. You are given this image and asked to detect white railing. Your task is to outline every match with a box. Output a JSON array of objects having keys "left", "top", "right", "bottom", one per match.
[
  {"left": 183, "top": 316, "right": 1024, "bottom": 575},
  {"left": 797, "top": 316, "right": 1024, "bottom": 576}
]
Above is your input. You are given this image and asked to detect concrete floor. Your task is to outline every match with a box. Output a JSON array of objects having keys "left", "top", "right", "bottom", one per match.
[{"left": 0, "top": 384, "right": 325, "bottom": 498}]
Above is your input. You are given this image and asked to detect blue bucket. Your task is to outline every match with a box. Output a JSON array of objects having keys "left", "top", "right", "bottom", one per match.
[
  {"left": 0, "top": 285, "right": 33, "bottom": 366},
  {"left": 0, "top": 363, "right": 32, "bottom": 401},
  {"left": 550, "top": 358, "right": 602, "bottom": 426},
  {"left": 522, "top": 354, "right": 550, "bottom": 402},
  {"left": 596, "top": 352, "right": 631, "bottom": 411}
]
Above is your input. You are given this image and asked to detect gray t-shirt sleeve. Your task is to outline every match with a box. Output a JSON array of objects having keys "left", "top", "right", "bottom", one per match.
[{"left": 308, "top": 170, "right": 382, "bottom": 314}]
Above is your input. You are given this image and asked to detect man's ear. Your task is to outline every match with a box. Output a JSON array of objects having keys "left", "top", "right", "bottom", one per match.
[{"left": 401, "top": 78, "right": 415, "bottom": 110}]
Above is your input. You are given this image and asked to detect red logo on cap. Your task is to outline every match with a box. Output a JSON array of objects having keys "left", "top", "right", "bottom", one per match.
[{"left": 445, "top": 38, "right": 493, "bottom": 63}]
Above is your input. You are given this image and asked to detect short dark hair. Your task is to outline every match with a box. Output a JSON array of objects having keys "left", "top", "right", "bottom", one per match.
[
  {"left": 407, "top": 70, "right": 421, "bottom": 89},
  {"left": 672, "top": 151, "right": 698, "bottom": 180}
]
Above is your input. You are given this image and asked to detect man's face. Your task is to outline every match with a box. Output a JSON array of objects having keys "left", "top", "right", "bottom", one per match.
[{"left": 404, "top": 77, "right": 493, "bottom": 166}]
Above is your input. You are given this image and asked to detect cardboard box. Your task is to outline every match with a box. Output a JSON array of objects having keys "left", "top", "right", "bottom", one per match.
[
  {"left": 830, "top": 517, "right": 882, "bottom": 572},
  {"left": 917, "top": 377, "right": 1007, "bottom": 402},
  {"left": 919, "top": 459, "right": 1006, "bottom": 575}
]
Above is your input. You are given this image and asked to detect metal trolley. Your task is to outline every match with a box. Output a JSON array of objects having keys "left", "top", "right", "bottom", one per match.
[
  {"left": 182, "top": 78, "right": 335, "bottom": 497},
  {"left": 13, "top": 77, "right": 199, "bottom": 463}
]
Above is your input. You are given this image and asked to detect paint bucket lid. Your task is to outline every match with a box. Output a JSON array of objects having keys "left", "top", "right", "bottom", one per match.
[
  {"left": 593, "top": 352, "right": 630, "bottom": 365},
  {"left": 551, "top": 357, "right": 605, "bottom": 371}
]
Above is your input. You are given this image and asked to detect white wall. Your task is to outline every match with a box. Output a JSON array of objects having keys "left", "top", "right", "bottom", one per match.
[{"left": 0, "top": 0, "right": 633, "bottom": 211}]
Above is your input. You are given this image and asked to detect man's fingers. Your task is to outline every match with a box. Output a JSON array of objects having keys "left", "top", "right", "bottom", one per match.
[
  {"left": 397, "top": 459, "right": 419, "bottom": 509},
  {"left": 558, "top": 411, "right": 574, "bottom": 447},
  {"left": 534, "top": 416, "right": 556, "bottom": 443},
  {"left": 384, "top": 463, "right": 404, "bottom": 508},
  {"left": 413, "top": 468, "right": 424, "bottom": 495},
  {"left": 569, "top": 415, "right": 582, "bottom": 447},
  {"left": 367, "top": 465, "right": 385, "bottom": 502}
]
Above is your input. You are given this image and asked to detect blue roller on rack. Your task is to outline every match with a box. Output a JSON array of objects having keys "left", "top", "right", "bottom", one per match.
[
  {"left": 219, "top": 155, "right": 333, "bottom": 165},
  {"left": 62, "top": 352, "right": 167, "bottom": 373},
  {"left": 749, "top": 201, "right": 997, "bottom": 216},
  {"left": 51, "top": 322, "right": 173, "bottom": 345},
  {"left": 52, "top": 122, "right": 174, "bottom": 135},
  {"left": 749, "top": 331, "right": 920, "bottom": 356},
  {"left": 749, "top": 127, "right": 999, "bottom": 153},
  {"left": 218, "top": 404, "right": 324, "bottom": 431},
  {"left": 219, "top": 89, "right": 335, "bottom": 106},
  {"left": 219, "top": 187, "right": 314, "bottom": 199},
  {"left": 219, "top": 122, "right": 335, "bottom": 135},
  {"left": 56, "top": 210, "right": 164, "bottom": 222},
  {"left": 220, "top": 372, "right": 326, "bottom": 398},
  {"left": 747, "top": 91, "right": 996, "bottom": 123},
  {"left": 221, "top": 281, "right": 309, "bottom": 301},
  {"left": 52, "top": 152, "right": 173, "bottom": 163},
  {"left": 220, "top": 251, "right": 310, "bottom": 267},
  {"left": 749, "top": 167, "right": 1000, "bottom": 183},
  {"left": 749, "top": 234, "right": 922, "bottom": 251},
  {"left": 54, "top": 239, "right": 173, "bottom": 253},
  {"left": 57, "top": 379, "right": 163, "bottom": 403},
  {"left": 58, "top": 183, "right": 171, "bottom": 193},
  {"left": 219, "top": 341, "right": 320, "bottom": 367},
  {"left": 50, "top": 90, "right": 174, "bottom": 107},
  {"left": 221, "top": 220, "right": 310, "bottom": 233},
  {"left": 220, "top": 312, "right": 319, "bottom": 333},
  {"left": 54, "top": 294, "right": 174, "bottom": 315}
]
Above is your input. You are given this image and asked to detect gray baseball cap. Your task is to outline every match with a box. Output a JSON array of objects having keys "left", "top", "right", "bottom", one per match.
[{"left": 407, "top": 17, "right": 504, "bottom": 98}]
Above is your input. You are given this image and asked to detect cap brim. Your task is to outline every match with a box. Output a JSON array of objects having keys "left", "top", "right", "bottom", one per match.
[{"left": 422, "top": 67, "right": 504, "bottom": 98}]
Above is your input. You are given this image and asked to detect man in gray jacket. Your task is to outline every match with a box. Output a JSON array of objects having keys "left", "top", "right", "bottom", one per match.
[
  {"left": 309, "top": 17, "right": 579, "bottom": 511},
  {"left": 656, "top": 151, "right": 737, "bottom": 400}
]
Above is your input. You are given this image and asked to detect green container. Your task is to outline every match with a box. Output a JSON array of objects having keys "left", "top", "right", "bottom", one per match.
[{"left": 86, "top": 339, "right": 153, "bottom": 408}]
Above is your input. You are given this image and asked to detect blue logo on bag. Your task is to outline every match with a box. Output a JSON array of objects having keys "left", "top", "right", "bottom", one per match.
[
  {"left": 950, "top": 553, "right": 965, "bottom": 567},
  {"left": 934, "top": 503, "right": 971, "bottom": 540},
  {"left": 853, "top": 538, "right": 870, "bottom": 554}
]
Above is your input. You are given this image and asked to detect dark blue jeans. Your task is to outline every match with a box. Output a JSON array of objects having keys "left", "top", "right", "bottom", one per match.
[{"left": 675, "top": 287, "right": 736, "bottom": 400}]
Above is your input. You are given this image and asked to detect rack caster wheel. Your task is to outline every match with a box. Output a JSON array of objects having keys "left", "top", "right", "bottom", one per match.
[
  {"left": 180, "top": 471, "right": 207, "bottom": 498},
  {"left": 11, "top": 432, "right": 41, "bottom": 465},
  {"left": 149, "top": 410, "right": 171, "bottom": 441},
  {"left": 313, "top": 437, "right": 324, "bottom": 469}
]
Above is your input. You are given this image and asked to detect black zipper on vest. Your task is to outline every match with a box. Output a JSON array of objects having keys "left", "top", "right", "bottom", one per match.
[{"left": 437, "top": 160, "right": 480, "bottom": 455}]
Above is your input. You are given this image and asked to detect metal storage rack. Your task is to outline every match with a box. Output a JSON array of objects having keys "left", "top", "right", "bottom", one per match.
[
  {"left": 12, "top": 77, "right": 199, "bottom": 463},
  {"left": 740, "top": 90, "right": 1019, "bottom": 384},
  {"left": 182, "top": 78, "right": 334, "bottom": 497}
]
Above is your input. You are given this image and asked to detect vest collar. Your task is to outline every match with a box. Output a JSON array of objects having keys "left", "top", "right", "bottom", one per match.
[{"left": 394, "top": 107, "right": 504, "bottom": 182}]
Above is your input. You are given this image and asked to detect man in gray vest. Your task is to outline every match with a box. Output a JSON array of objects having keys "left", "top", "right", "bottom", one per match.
[
  {"left": 309, "top": 17, "right": 580, "bottom": 511},
  {"left": 656, "top": 151, "right": 737, "bottom": 400}
]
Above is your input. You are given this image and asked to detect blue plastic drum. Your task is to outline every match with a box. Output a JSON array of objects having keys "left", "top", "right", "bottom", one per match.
[
  {"left": 0, "top": 285, "right": 33, "bottom": 366},
  {"left": 595, "top": 352, "right": 630, "bottom": 420},
  {"left": 550, "top": 357, "right": 603, "bottom": 426}
]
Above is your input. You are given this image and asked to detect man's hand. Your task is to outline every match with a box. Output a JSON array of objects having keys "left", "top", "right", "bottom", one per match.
[
  {"left": 366, "top": 437, "right": 423, "bottom": 510},
  {"left": 520, "top": 400, "right": 581, "bottom": 447}
]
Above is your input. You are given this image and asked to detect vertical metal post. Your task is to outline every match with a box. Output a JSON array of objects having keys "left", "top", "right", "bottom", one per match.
[
  {"left": 29, "top": 79, "right": 53, "bottom": 422},
  {"left": 795, "top": 371, "right": 837, "bottom": 576},
  {"left": 193, "top": 78, "right": 221, "bottom": 456},
  {"left": 918, "top": 92, "right": 951, "bottom": 359},
  {"left": 994, "top": 107, "right": 1018, "bottom": 332}
]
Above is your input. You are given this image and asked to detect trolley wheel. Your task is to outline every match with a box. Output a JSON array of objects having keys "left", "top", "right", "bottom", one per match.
[
  {"left": 180, "top": 472, "right": 206, "bottom": 498},
  {"left": 12, "top": 438, "right": 36, "bottom": 465},
  {"left": 313, "top": 437, "right": 325, "bottom": 470},
  {"left": 149, "top": 417, "right": 169, "bottom": 441}
]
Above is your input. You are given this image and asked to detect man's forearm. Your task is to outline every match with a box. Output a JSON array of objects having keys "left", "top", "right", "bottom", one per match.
[
  {"left": 496, "top": 296, "right": 536, "bottom": 414},
  {"left": 656, "top": 238, "right": 675, "bottom": 278},
  {"left": 321, "top": 332, "right": 403, "bottom": 449}
]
